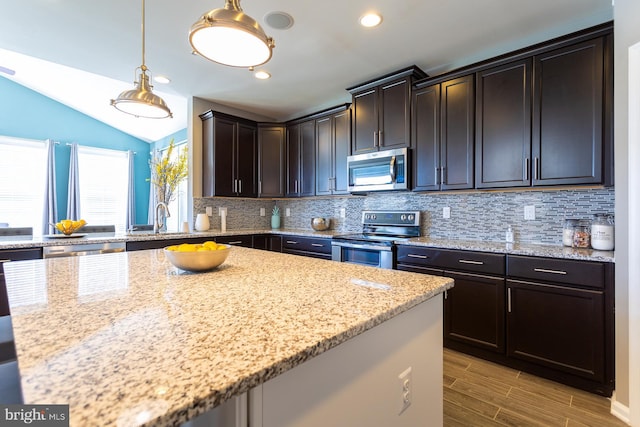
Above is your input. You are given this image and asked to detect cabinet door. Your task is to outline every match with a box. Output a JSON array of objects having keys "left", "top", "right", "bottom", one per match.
[
  {"left": 300, "top": 120, "right": 316, "bottom": 197},
  {"left": 476, "top": 60, "right": 532, "bottom": 188},
  {"left": 258, "top": 126, "right": 285, "bottom": 197},
  {"left": 532, "top": 37, "right": 604, "bottom": 186},
  {"left": 286, "top": 124, "right": 301, "bottom": 197},
  {"left": 379, "top": 78, "right": 411, "bottom": 150},
  {"left": 315, "top": 116, "right": 332, "bottom": 196},
  {"left": 332, "top": 110, "right": 351, "bottom": 194},
  {"left": 237, "top": 122, "right": 257, "bottom": 197},
  {"left": 202, "top": 116, "right": 215, "bottom": 197},
  {"left": 441, "top": 75, "right": 474, "bottom": 190},
  {"left": 213, "top": 117, "right": 237, "bottom": 196},
  {"left": 507, "top": 279, "right": 605, "bottom": 382},
  {"left": 351, "top": 88, "right": 378, "bottom": 154},
  {"left": 216, "top": 235, "right": 253, "bottom": 248},
  {"left": 444, "top": 271, "right": 505, "bottom": 354},
  {"left": 412, "top": 84, "right": 441, "bottom": 191}
]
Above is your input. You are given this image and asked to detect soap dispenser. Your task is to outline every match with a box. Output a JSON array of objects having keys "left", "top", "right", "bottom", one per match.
[{"left": 505, "top": 225, "right": 514, "bottom": 243}]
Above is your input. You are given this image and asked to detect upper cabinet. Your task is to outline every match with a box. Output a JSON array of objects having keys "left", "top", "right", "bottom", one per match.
[
  {"left": 258, "top": 124, "right": 285, "bottom": 198},
  {"left": 348, "top": 66, "right": 427, "bottom": 154},
  {"left": 412, "top": 75, "right": 475, "bottom": 191},
  {"left": 200, "top": 111, "right": 257, "bottom": 197},
  {"left": 316, "top": 106, "right": 351, "bottom": 195},
  {"left": 286, "top": 120, "right": 316, "bottom": 197}
]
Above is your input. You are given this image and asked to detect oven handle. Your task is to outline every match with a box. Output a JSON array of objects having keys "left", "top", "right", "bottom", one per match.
[{"left": 331, "top": 241, "right": 392, "bottom": 252}]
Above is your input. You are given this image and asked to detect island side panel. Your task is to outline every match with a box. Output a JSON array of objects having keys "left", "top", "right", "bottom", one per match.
[{"left": 255, "top": 294, "right": 443, "bottom": 427}]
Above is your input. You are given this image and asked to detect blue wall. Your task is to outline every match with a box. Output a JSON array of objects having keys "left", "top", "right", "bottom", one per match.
[{"left": 0, "top": 76, "right": 185, "bottom": 224}]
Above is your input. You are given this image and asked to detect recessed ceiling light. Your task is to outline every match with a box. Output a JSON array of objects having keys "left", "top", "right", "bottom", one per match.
[
  {"left": 359, "top": 12, "right": 382, "bottom": 28},
  {"left": 154, "top": 75, "right": 170, "bottom": 84},
  {"left": 264, "top": 11, "right": 294, "bottom": 30},
  {"left": 254, "top": 70, "right": 271, "bottom": 80}
]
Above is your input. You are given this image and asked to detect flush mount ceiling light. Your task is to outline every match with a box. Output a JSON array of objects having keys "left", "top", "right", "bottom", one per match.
[
  {"left": 359, "top": 12, "right": 383, "bottom": 28},
  {"left": 189, "top": 0, "right": 275, "bottom": 68},
  {"left": 254, "top": 70, "right": 271, "bottom": 80},
  {"left": 111, "top": 0, "right": 172, "bottom": 119}
]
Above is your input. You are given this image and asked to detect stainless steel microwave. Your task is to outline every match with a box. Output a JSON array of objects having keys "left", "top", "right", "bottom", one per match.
[{"left": 347, "top": 147, "right": 409, "bottom": 192}]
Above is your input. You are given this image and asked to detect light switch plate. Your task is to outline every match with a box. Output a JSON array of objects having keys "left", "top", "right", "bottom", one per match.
[
  {"left": 260, "top": 208, "right": 265, "bottom": 217},
  {"left": 219, "top": 207, "right": 227, "bottom": 216},
  {"left": 443, "top": 207, "right": 451, "bottom": 219},
  {"left": 340, "top": 208, "right": 346, "bottom": 218},
  {"left": 285, "top": 208, "right": 291, "bottom": 217},
  {"left": 205, "top": 206, "right": 212, "bottom": 216},
  {"left": 524, "top": 205, "right": 536, "bottom": 220}
]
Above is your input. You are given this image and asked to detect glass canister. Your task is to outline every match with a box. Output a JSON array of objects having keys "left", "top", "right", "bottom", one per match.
[
  {"left": 562, "top": 219, "right": 579, "bottom": 247},
  {"left": 591, "top": 214, "right": 615, "bottom": 251},
  {"left": 572, "top": 219, "right": 591, "bottom": 248}
]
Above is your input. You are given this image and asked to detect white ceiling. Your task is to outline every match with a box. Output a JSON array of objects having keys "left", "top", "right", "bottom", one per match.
[{"left": 0, "top": 1, "right": 613, "bottom": 143}]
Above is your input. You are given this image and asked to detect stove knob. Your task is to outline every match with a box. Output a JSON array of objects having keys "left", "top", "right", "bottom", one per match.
[
  {"left": 371, "top": 214, "right": 376, "bottom": 220},
  {"left": 408, "top": 214, "right": 415, "bottom": 221},
  {"left": 401, "top": 214, "right": 406, "bottom": 221}
]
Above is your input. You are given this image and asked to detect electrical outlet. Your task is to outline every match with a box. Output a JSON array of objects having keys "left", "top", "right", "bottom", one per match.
[
  {"left": 260, "top": 208, "right": 265, "bottom": 217},
  {"left": 443, "top": 207, "right": 451, "bottom": 219},
  {"left": 524, "top": 205, "right": 536, "bottom": 220},
  {"left": 205, "top": 206, "right": 212, "bottom": 216},
  {"left": 285, "top": 208, "right": 291, "bottom": 217},
  {"left": 398, "top": 367, "right": 412, "bottom": 414},
  {"left": 219, "top": 207, "right": 227, "bottom": 216},
  {"left": 340, "top": 208, "right": 346, "bottom": 219}
]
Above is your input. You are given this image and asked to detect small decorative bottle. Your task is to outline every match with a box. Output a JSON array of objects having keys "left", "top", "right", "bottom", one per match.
[{"left": 271, "top": 205, "right": 281, "bottom": 229}]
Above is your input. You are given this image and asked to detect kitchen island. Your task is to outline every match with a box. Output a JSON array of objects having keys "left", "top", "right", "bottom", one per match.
[{"left": 3, "top": 247, "right": 452, "bottom": 426}]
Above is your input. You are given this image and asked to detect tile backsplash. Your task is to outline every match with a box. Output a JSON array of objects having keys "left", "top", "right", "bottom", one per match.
[{"left": 194, "top": 187, "right": 614, "bottom": 246}]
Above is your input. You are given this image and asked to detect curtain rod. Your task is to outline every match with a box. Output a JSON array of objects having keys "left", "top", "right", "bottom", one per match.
[{"left": 53, "top": 141, "right": 136, "bottom": 155}]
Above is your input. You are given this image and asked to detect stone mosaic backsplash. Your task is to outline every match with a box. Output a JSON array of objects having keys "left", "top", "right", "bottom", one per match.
[{"left": 194, "top": 187, "right": 614, "bottom": 245}]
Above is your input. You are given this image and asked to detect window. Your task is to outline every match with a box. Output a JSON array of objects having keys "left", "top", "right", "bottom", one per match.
[
  {"left": 161, "top": 141, "right": 188, "bottom": 232},
  {"left": 0, "top": 136, "right": 47, "bottom": 235},
  {"left": 78, "top": 146, "right": 129, "bottom": 233}
]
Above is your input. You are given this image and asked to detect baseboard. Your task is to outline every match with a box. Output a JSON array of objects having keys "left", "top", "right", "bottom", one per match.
[{"left": 610, "top": 392, "right": 631, "bottom": 425}]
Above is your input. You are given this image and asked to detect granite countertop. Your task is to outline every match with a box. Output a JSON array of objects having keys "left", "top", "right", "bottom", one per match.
[
  {"left": 0, "top": 228, "right": 614, "bottom": 262},
  {"left": 3, "top": 247, "right": 453, "bottom": 426}
]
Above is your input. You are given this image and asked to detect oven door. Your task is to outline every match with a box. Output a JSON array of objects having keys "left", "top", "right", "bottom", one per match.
[{"left": 331, "top": 241, "right": 394, "bottom": 269}]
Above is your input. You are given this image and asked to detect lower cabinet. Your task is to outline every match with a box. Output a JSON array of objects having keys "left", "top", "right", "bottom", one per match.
[
  {"left": 1, "top": 248, "right": 43, "bottom": 316},
  {"left": 281, "top": 235, "right": 332, "bottom": 260},
  {"left": 215, "top": 235, "right": 253, "bottom": 248},
  {"left": 396, "top": 245, "right": 614, "bottom": 396},
  {"left": 126, "top": 237, "right": 213, "bottom": 251},
  {"left": 252, "top": 235, "right": 282, "bottom": 252}
]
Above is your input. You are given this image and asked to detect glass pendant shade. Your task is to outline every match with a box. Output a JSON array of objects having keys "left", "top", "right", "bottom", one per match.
[
  {"left": 111, "top": 0, "right": 172, "bottom": 119},
  {"left": 111, "top": 68, "right": 172, "bottom": 119},
  {"left": 189, "top": 0, "right": 275, "bottom": 68}
]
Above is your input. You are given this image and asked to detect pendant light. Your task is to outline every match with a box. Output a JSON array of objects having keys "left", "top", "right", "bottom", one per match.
[
  {"left": 111, "top": 0, "right": 172, "bottom": 119},
  {"left": 189, "top": 0, "right": 275, "bottom": 68}
]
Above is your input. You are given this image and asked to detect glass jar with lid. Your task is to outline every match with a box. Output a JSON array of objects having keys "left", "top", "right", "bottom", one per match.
[
  {"left": 562, "top": 219, "right": 579, "bottom": 247},
  {"left": 591, "top": 214, "right": 615, "bottom": 250},
  {"left": 572, "top": 219, "right": 591, "bottom": 248}
]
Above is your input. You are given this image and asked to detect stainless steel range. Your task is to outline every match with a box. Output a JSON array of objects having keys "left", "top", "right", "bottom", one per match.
[{"left": 331, "top": 210, "right": 421, "bottom": 269}]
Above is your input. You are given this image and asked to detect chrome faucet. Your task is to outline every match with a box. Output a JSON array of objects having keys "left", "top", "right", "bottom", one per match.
[{"left": 153, "top": 202, "right": 170, "bottom": 234}]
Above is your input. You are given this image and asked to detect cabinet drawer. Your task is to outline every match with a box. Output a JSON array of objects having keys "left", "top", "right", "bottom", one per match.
[
  {"left": 507, "top": 255, "right": 605, "bottom": 289},
  {"left": 397, "top": 246, "right": 505, "bottom": 275},
  {"left": 282, "top": 236, "right": 331, "bottom": 254},
  {"left": 0, "top": 248, "right": 42, "bottom": 262},
  {"left": 215, "top": 235, "right": 253, "bottom": 248}
]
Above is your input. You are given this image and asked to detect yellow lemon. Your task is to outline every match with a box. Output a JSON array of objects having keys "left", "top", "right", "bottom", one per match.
[{"left": 177, "top": 243, "right": 197, "bottom": 252}]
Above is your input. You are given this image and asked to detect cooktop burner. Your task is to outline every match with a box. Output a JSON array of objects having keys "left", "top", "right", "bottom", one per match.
[{"left": 332, "top": 210, "right": 421, "bottom": 245}]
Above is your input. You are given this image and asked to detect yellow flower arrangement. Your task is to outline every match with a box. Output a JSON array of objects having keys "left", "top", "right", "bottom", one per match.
[{"left": 149, "top": 139, "right": 188, "bottom": 205}]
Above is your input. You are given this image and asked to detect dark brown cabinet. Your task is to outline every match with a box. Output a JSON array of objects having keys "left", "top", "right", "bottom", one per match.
[
  {"left": 258, "top": 124, "right": 285, "bottom": 198},
  {"left": 316, "top": 107, "right": 351, "bottom": 195},
  {"left": 282, "top": 235, "right": 332, "bottom": 260},
  {"left": 348, "top": 67, "right": 426, "bottom": 154},
  {"left": 476, "top": 59, "right": 532, "bottom": 188},
  {"left": 0, "top": 248, "right": 43, "bottom": 316},
  {"left": 286, "top": 120, "right": 315, "bottom": 197},
  {"left": 215, "top": 235, "right": 253, "bottom": 248},
  {"left": 252, "top": 234, "right": 282, "bottom": 252},
  {"left": 200, "top": 111, "right": 257, "bottom": 197},
  {"left": 532, "top": 37, "right": 605, "bottom": 186},
  {"left": 126, "top": 236, "right": 212, "bottom": 251},
  {"left": 412, "top": 75, "right": 474, "bottom": 191}
]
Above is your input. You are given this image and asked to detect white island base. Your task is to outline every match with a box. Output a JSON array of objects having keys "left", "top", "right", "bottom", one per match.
[{"left": 187, "top": 294, "right": 443, "bottom": 427}]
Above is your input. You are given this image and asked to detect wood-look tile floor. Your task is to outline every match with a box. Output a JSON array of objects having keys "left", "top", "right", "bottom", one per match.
[{"left": 443, "top": 348, "right": 628, "bottom": 427}]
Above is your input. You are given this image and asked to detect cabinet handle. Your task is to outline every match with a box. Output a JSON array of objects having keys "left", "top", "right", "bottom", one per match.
[
  {"left": 373, "top": 131, "right": 378, "bottom": 147},
  {"left": 286, "top": 240, "right": 298, "bottom": 244},
  {"left": 441, "top": 166, "right": 446, "bottom": 185},
  {"left": 0, "top": 259, "right": 11, "bottom": 263},
  {"left": 435, "top": 168, "right": 439, "bottom": 185},
  {"left": 524, "top": 158, "right": 530, "bottom": 181},
  {"left": 507, "top": 288, "right": 512, "bottom": 313},
  {"left": 238, "top": 180, "right": 242, "bottom": 194},
  {"left": 534, "top": 157, "right": 539, "bottom": 180},
  {"left": 407, "top": 253, "right": 428, "bottom": 259},
  {"left": 226, "top": 241, "right": 243, "bottom": 245},
  {"left": 533, "top": 268, "right": 567, "bottom": 275},
  {"left": 458, "top": 259, "right": 484, "bottom": 265},
  {"left": 444, "top": 290, "right": 448, "bottom": 300},
  {"left": 258, "top": 181, "right": 262, "bottom": 194},
  {"left": 233, "top": 179, "right": 237, "bottom": 193},
  {"left": 378, "top": 130, "right": 383, "bottom": 146},
  {"left": 311, "top": 243, "right": 324, "bottom": 247}
]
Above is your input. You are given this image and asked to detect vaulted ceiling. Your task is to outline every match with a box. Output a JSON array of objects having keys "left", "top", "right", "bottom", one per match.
[{"left": 0, "top": 1, "right": 613, "bottom": 142}]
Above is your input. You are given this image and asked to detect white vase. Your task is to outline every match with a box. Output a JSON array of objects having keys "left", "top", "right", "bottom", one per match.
[{"left": 195, "top": 213, "right": 210, "bottom": 231}]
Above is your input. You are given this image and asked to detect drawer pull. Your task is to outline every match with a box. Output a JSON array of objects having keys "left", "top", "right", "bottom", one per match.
[
  {"left": 458, "top": 259, "right": 484, "bottom": 265},
  {"left": 407, "top": 254, "right": 428, "bottom": 259},
  {"left": 0, "top": 259, "right": 11, "bottom": 263},
  {"left": 311, "top": 243, "right": 324, "bottom": 247},
  {"left": 286, "top": 241, "right": 298, "bottom": 244},
  {"left": 507, "top": 288, "right": 512, "bottom": 313},
  {"left": 226, "top": 241, "right": 243, "bottom": 245},
  {"left": 533, "top": 268, "right": 567, "bottom": 275}
]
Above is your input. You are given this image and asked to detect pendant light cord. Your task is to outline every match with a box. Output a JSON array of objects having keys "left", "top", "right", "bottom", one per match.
[{"left": 141, "top": 0, "right": 146, "bottom": 70}]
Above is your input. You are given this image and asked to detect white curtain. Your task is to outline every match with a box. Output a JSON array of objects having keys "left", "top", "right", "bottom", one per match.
[
  {"left": 147, "top": 149, "right": 159, "bottom": 225},
  {"left": 66, "top": 143, "right": 81, "bottom": 220},
  {"left": 41, "top": 139, "right": 57, "bottom": 235},
  {"left": 126, "top": 150, "right": 136, "bottom": 231}
]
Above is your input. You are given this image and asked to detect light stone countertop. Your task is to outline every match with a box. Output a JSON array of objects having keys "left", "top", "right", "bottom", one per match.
[
  {"left": 3, "top": 247, "right": 453, "bottom": 427},
  {"left": 0, "top": 228, "right": 614, "bottom": 262}
]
